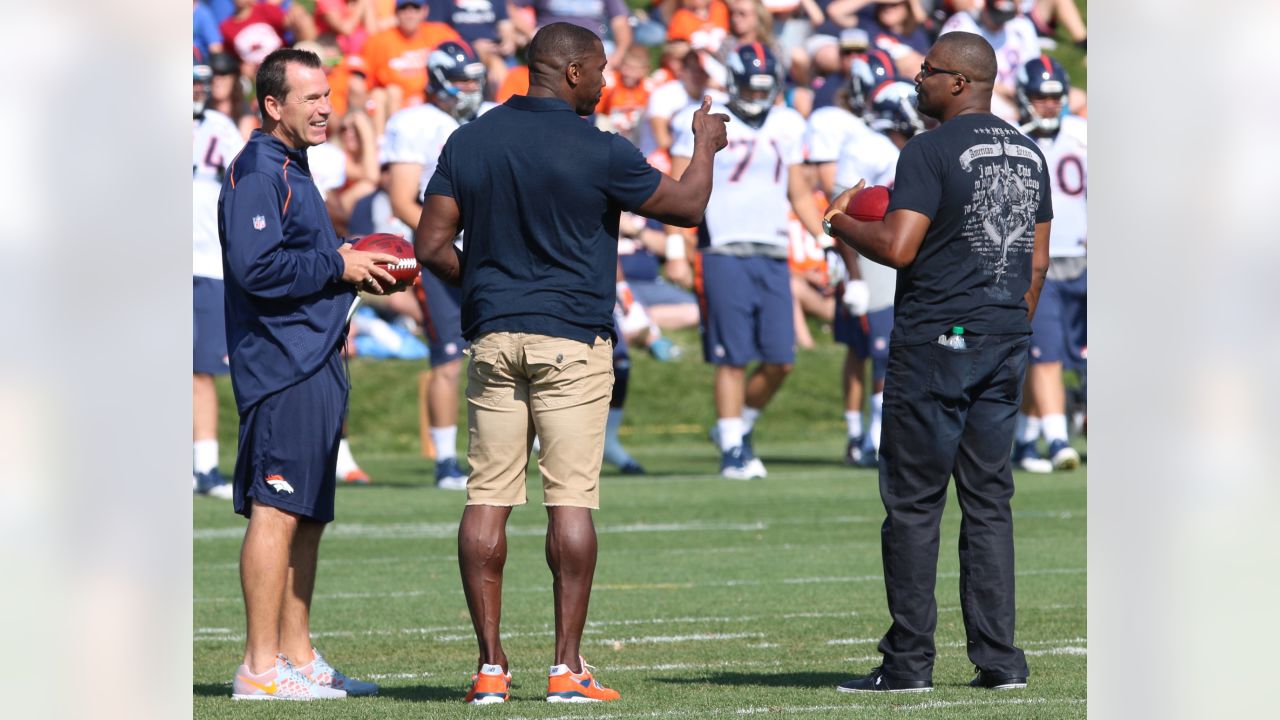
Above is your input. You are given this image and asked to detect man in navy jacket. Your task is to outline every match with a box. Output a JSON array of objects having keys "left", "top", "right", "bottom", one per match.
[{"left": 218, "top": 47, "right": 404, "bottom": 701}]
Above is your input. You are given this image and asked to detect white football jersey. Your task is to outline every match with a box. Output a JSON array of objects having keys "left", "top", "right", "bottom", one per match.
[
  {"left": 1033, "top": 114, "right": 1087, "bottom": 257},
  {"left": 830, "top": 126, "right": 899, "bottom": 311},
  {"left": 940, "top": 12, "right": 1041, "bottom": 123},
  {"left": 671, "top": 103, "right": 806, "bottom": 249},
  {"left": 193, "top": 109, "right": 245, "bottom": 279},
  {"left": 805, "top": 105, "right": 880, "bottom": 166}
]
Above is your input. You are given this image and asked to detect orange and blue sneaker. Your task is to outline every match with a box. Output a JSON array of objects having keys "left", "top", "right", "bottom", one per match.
[
  {"left": 231, "top": 654, "right": 347, "bottom": 701},
  {"left": 546, "top": 658, "right": 620, "bottom": 703},
  {"left": 297, "top": 647, "right": 379, "bottom": 696},
  {"left": 464, "top": 663, "right": 511, "bottom": 705}
]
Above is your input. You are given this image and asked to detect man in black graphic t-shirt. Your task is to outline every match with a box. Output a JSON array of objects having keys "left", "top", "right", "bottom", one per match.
[{"left": 822, "top": 31, "right": 1051, "bottom": 694}]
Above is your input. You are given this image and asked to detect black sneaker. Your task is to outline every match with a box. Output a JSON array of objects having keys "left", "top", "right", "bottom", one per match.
[
  {"left": 836, "top": 666, "right": 932, "bottom": 693},
  {"left": 969, "top": 667, "right": 1027, "bottom": 690}
]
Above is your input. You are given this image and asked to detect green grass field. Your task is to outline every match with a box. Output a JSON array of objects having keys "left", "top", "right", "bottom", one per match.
[{"left": 194, "top": 325, "right": 1086, "bottom": 718}]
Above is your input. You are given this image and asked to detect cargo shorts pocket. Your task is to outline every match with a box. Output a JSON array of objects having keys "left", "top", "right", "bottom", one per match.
[
  {"left": 525, "top": 340, "right": 608, "bottom": 410},
  {"left": 466, "top": 341, "right": 513, "bottom": 410}
]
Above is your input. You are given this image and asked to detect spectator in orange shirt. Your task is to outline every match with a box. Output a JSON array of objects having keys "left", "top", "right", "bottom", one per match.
[
  {"left": 495, "top": 63, "right": 530, "bottom": 103},
  {"left": 666, "top": 0, "right": 730, "bottom": 54},
  {"left": 595, "top": 45, "right": 654, "bottom": 147},
  {"left": 362, "top": 0, "right": 462, "bottom": 129}
]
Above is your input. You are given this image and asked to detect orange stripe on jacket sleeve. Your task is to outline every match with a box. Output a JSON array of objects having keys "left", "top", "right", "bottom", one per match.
[{"left": 281, "top": 158, "right": 293, "bottom": 217}]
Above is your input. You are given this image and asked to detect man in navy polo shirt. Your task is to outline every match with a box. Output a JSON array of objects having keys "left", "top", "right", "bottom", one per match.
[
  {"left": 823, "top": 32, "right": 1051, "bottom": 694},
  {"left": 219, "top": 48, "right": 404, "bottom": 701},
  {"left": 416, "top": 22, "right": 729, "bottom": 705}
]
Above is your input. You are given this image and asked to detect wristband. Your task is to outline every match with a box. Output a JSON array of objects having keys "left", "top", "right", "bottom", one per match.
[{"left": 665, "top": 233, "right": 687, "bottom": 260}]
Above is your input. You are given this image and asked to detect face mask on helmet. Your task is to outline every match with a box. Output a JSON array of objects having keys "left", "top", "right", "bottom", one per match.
[
  {"left": 1016, "top": 57, "right": 1070, "bottom": 135},
  {"left": 428, "top": 43, "right": 487, "bottom": 121},
  {"left": 193, "top": 64, "right": 213, "bottom": 118},
  {"left": 727, "top": 46, "right": 781, "bottom": 125}
]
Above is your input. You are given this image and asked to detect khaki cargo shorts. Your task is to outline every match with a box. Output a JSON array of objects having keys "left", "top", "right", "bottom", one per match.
[{"left": 464, "top": 332, "right": 614, "bottom": 508}]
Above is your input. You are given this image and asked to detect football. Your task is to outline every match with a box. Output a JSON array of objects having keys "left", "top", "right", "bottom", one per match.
[
  {"left": 352, "top": 233, "right": 419, "bottom": 283},
  {"left": 849, "top": 185, "right": 891, "bottom": 222}
]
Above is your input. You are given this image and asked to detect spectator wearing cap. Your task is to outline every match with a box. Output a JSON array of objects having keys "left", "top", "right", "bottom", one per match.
[
  {"left": 194, "top": 0, "right": 226, "bottom": 62},
  {"left": 510, "top": 0, "right": 633, "bottom": 71},
  {"left": 361, "top": 0, "right": 462, "bottom": 126},
  {"left": 313, "top": 0, "right": 377, "bottom": 55},
  {"left": 426, "top": 0, "right": 518, "bottom": 93}
]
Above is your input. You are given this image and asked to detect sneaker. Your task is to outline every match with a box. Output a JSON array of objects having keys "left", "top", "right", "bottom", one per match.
[
  {"left": 298, "top": 648, "right": 378, "bottom": 697},
  {"left": 720, "top": 446, "right": 753, "bottom": 480},
  {"left": 232, "top": 654, "right": 347, "bottom": 701},
  {"left": 342, "top": 468, "right": 371, "bottom": 484},
  {"left": 546, "top": 657, "right": 620, "bottom": 703},
  {"left": 435, "top": 457, "right": 468, "bottom": 490},
  {"left": 1013, "top": 441, "right": 1053, "bottom": 474},
  {"left": 741, "top": 431, "right": 767, "bottom": 477},
  {"left": 844, "top": 436, "right": 865, "bottom": 466},
  {"left": 464, "top": 663, "right": 511, "bottom": 705},
  {"left": 1048, "top": 439, "right": 1081, "bottom": 470},
  {"left": 195, "top": 469, "right": 234, "bottom": 499},
  {"left": 648, "top": 336, "right": 681, "bottom": 361},
  {"left": 969, "top": 667, "right": 1027, "bottom": 690},
  {"left": 618, "top": 459, "right": 646, "bottom": 475},
  {"left": 836, "top": 666, "right": 932, "bottom": 694}
]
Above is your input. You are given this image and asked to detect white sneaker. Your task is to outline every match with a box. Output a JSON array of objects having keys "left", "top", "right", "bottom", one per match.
[
  {"left": 299, "top": 648, "right": 379, "bottom": 696},
  {"left": 745, "top": 457, "right": 767, "bottom": 479},
  {"left": 1049, "top": 440, "right": 1081, "bottom": 470},
  {"left": 232, "top": 654, "right": 347, "bottom": 701}
]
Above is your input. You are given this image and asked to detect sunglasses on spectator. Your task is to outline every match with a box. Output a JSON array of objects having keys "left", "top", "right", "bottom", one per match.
[{"left": 919, "top": 60, "right": 969, "bottom": 83}]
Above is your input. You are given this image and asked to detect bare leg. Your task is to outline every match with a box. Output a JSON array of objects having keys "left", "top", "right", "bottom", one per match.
[
  {"left": 714, "top": 365, "right": 746, "bottom": 419},
  {"left": 745, "top": 362, "right": 793, "bottom": 412},
  {"left": 1029, "top": 361, "right": 1066, "bottom": 416},
  {"left": 428, "top": 358, "right": 463, "bottom": 438},
  {"left": 459, "top": 504, "right": 512, "bottom": 671},
  {"left": 193, "top": 373, "right": 218, "bottom": 442},
  {"left": 240, "top": 502, "right": 300, "bottom": 674},
  {"left": 546, "top": 506, "right": 597, "bottom": 670},
  {"left": 842, "top": 348, "right": 864, "bottom": 414},
  {"left": 280, "top": 519, "right": 326, "bottom": 666}
]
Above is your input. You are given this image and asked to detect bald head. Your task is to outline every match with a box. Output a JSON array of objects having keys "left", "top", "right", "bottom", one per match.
[
  {"left": 933, "top": 32, "right": 997, "bottom": 85},
  {"left": 528, "top": 22, "right": 604, "bottom": 83}
]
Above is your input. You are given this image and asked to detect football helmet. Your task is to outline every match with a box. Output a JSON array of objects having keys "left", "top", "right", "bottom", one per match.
[
  {"left": 1016, "top": 54, "right": 1070, "bottom": 135},
  {"left": 868, "top": 81, "right": 925, "bottom": 138},
  {"left": 193, "top": 63, "right": 213, "bottom": 119},
  {"left": 726, "top": 43, "right": 782, "bottom": 126},
  {"left": 428, "top": 40, "right": 486, "bottom": 121},
  {"left": 847, "top": 48, "right": 897, "bottom": 117}
]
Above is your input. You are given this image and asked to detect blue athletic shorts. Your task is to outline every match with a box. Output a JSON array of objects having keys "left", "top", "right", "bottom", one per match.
[
  {"left": 193, "top": 276, "right": 230, "bottom": 375},
  {"left": 697, "top": 253, "right": 795, "bottom": 366},
  {"left": 418, "top": 269, "right": 469, "bottom": 367},
  {"left": 1029, "top": 270, "right": 1087, "bottom": 369},
  {"left": 631, "top": 278, "right": 697, "bottom": 308},
  {"left": 233, "top": 351, "right": 347, "bottom": 523},
  {"left": 835, "top": 303, "right": 895, "bottom": 381}
]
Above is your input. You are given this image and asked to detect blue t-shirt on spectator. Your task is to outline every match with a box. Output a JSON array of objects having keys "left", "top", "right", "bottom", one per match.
[
  {"left": 193, "top": 2, "right": 224, "bottom": 62},
  {"left": 425, "top": 95, "right": 661, "bottom": 345},
  {"left": 202, "top": 0, "right": 236, "bottom": 24},
  {"left": 428, "top": 0, "right": 508, "bottom": 44}
]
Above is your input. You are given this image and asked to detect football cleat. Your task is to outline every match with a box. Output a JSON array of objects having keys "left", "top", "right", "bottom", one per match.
[
  {"left": 464, "top": 663, "right": 511, "bottom": 705},
  {"left": 1048, "top": 439, "right": 1081, "bottom": 470},
  {"left": 546, "top": 658, "right": 620, "bottom": 703},
  {"left": 435, "top": 457, "right": 469, "bottom": 490},
  {"left": 342, "top": 468, "right": 371, "bottom": 484},
  {"left": 298, "top": 648, "right": 378, "bottom": 697},
  {"left": 232, "top": 654, "right": 347, "bottom": 701}
]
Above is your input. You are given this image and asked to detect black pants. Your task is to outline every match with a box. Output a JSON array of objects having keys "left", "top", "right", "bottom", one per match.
[{"left": 875, "top": 333, "right": 1031, "bottom": 681}]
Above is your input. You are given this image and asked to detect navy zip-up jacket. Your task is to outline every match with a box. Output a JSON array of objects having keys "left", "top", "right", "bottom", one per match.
[{"left": 218, "top": 131, "right": 354, "bottom": 413}]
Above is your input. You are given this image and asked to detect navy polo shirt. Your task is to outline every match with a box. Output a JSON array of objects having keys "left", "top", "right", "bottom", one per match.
[
  {"left": 218, "top": 131, "right": 354, "bottom": 412},
  {"left": 425, "top": 94, "right": 661, "bottom": 345}
]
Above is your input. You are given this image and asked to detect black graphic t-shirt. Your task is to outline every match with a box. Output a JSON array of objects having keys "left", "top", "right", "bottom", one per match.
[{"left": 886, "top": 113, "right": 1053, "bottom": 345}]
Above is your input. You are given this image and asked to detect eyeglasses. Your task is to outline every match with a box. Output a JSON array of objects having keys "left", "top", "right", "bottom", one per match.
[{"left": 919, "top": 60, "right": 969, "bottom": 83}]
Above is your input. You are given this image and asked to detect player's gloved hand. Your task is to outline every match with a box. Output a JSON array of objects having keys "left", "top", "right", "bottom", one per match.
[{"left": 842, "top": 279, "right": 870, "bottom": 316}]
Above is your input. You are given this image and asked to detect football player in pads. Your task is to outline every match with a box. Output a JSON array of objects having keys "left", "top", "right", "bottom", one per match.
[
  {"left": 1011, "top": 54, "right": 1086, "bottom": 472},
  {"left": 383, "top": 40, "right": 490, "bottom": 490},
  {"left": 193, "top": 63, "right": 245, "bottom": 499},
  {"left": 668, "top": 44, "right": 823, "bottom": 479}
]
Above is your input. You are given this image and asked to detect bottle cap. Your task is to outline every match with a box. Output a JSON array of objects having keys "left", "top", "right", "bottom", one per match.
[{"left": 952, "top": 326, "right": 965, "bottom": 335}]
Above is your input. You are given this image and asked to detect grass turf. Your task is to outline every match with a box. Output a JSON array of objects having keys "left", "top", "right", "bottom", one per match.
[{"left": 195, "top": 325, "right": 1086, "bottom": 718}]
